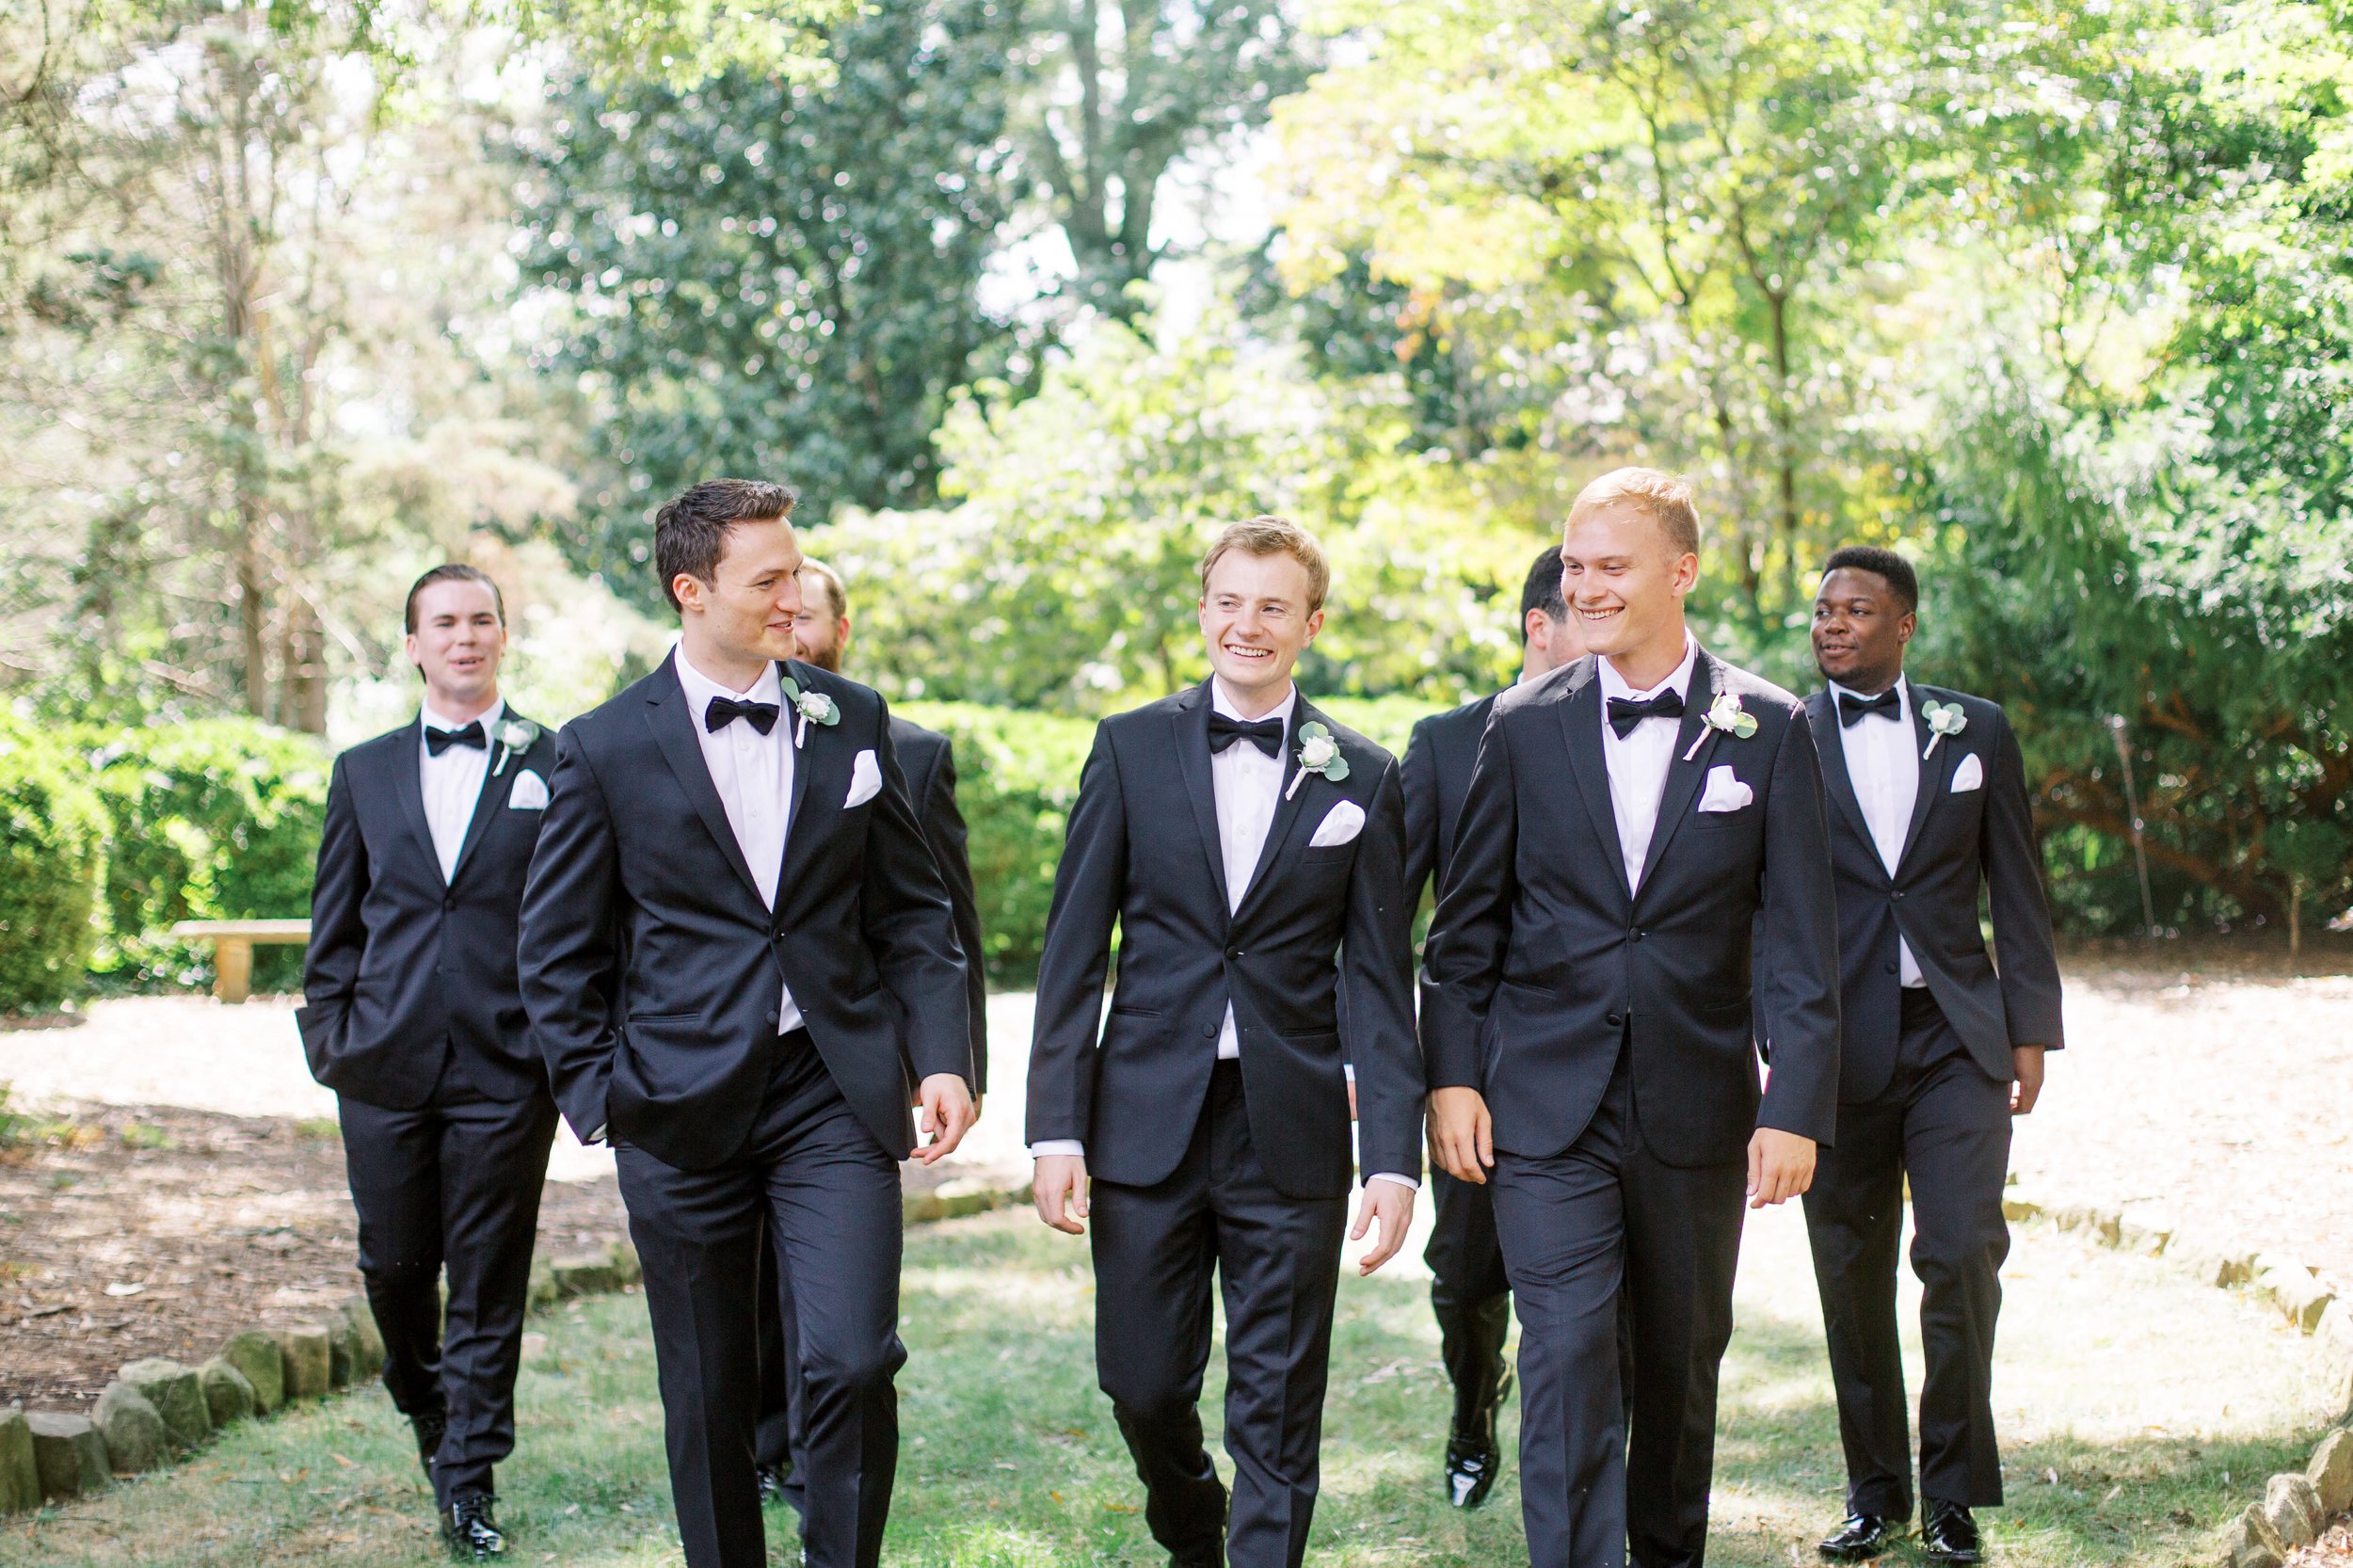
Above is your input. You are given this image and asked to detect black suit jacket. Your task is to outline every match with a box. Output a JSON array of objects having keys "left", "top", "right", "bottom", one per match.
[
  {"left": 517, "top": 657, "right": 973, "bottom": 1172},
  {"left": 1807, "top": 683, "right": 2063, "bottom": 1102},
  {"left": 1026, "top": 682, "right": 1422, "bottom": 1200},
  {"left": 888, "top": 716, "right": 989, "bottom": 1094},
  {"left": 298, "top": 712, "right": 560, "bottom": 1109},
  {"left": 1401, "top": 693, "right": 1500, "bottom": 907},
  {"left": 1421, "top": 648, "right": 1843, "bottom": 1167}
]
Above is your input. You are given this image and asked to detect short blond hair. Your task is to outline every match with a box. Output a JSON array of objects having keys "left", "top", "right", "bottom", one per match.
[
  {"left": 1567, "top": 467, "right": 1700, "bottom": 559},
  {"left": 1198, "top": 516, "right": 1331, "bottom": 614},
  {"left": 799, "top": 556, "right": 848, "bottom": 621}
]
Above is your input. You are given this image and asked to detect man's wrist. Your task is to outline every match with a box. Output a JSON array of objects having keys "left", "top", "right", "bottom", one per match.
[
  {"left": 1031, "top": 1139, "right": 1085, "bottom": 1160},
  {"left": 1367, "top": 1172, "right": 1418, "bottom": 1193}
]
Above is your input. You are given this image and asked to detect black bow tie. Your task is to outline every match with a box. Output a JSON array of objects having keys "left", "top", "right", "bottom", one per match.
[
  {"left": 1607, "top": 690, "right": 1686, "bottom": 739},
  {"left": 1208, "top": 711, "right": 1286, "bottom": 759},
  {"left": 425, "top": 721, "right": 486, "bottom": 756},
  {"left": 1837, "top": 688, "right": 1902, "bottom": 727},
  {"left": 705, "top": 696, "right": 780, "bottom": 735}
]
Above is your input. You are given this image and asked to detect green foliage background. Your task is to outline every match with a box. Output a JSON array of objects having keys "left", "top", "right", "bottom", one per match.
[{"left": 0, "top": 719, "right": 108, "bottom": 1012}]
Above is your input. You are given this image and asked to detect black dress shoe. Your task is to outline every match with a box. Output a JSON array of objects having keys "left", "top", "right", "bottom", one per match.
[
  {"left": 411, "top": 1412, "right": 448, "bottom": 1481},
  {"left": 1921, "top": 1500, "right": 1981, "bottom": 1564},
  {"left": 1442, "top": 1364, "right": 1513, "bottom": 1509},
  {"left": 440, "top": 1493, "right": 506, "bottom": 1560},
  {"left": 1817, "top": 1512, "right": 1897, "bottom": 1560},
  {"left": 757, "top": 1462, "right": 790, "bottom": 1503}
]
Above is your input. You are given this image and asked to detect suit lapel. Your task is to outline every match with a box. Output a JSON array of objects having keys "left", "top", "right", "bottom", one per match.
[
  {"left": 1233, "top": 696, "right": 1323, "bottom": 921},
  {"left": 446, "top": 749, "right": 510, "bottom": 886},
  {"left": 1635, "top": 651, "right": 1721, "bottom": 897},
  {"left": 1897, "top": 682, "right": 1953, "bottom": 872},
  {"left": 388, "top": 725, "right": 443, "bottom": 888},
  {"left": 779, "top": 660, "right": 816, "bottom": 856},
  {"left": 1170, "top": 683, "right": 1232, "bottom": 920},
  {"left": 1561, "top": 670, "right": 1632, "bottom": 907},
  {"left": 644, "top": 661, "right": 764, "bottom": 905},
  {"left": 1808, "top": 690, "right": 1875, "bottom": 852}
]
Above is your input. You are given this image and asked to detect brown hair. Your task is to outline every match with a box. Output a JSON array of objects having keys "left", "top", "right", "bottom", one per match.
[
  {"left": 798, "top": 557, "right": 848, "bottom": 621},
  {"left": 1197, "top": 516, "right": 1331, "bottom": 614},
  {"left": 1566, "top": 467, "right": 1700, "bottom": 559},
  {"left": 652, "top": 478, "right": 800, "bottom": 613},
  {"left": 404, "top": 564, "right": 504, "bottom": 634}
]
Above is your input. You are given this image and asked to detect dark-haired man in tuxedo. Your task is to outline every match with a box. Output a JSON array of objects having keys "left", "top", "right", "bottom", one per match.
[
  {"left": 745, "top": 556, "right": 989, "bottom": 1507},
  {"left": 1422, "top": 468, "right": 1842, "bottom": 1568},
  {"left": 518, "top": 479, "right": 975, "bottom": 1568},
  {"left": 1801, "top": 546, "right": 2063, "bottom": 1565},
  {"left": 300, "top": 564, "right": 561, "bottom": 1560},
  {"left": 1029, "top": 516, "right": 1422, "bottom": 1568},
  {"left": 1400, "top": 543, "right": 1586, "bottom": 1509}
]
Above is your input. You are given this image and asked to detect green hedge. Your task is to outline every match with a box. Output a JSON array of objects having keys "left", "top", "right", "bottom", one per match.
[{"left": 0, "top": 718, "right": 108, "bottom": 1013}]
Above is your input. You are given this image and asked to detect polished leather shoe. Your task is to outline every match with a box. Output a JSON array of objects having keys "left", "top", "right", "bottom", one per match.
[
  {"left": 1443, "top": 1364, "right": 1513, "bottom": 1509},
  {"left": 1921, "top": 1500, "right": 1982, "bottom": 1564},
  {"left": 1817, "top": 1512, "right": 1897, "bottom": 1560},
  {"left": 440, "top": 1493, "right": 506, "bottom": 1560},
  {"left": 411, "top": 1412, "right": 448, "bottom": 1480}
]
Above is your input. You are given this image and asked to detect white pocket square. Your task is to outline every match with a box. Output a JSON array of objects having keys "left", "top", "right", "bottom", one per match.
[
  {"left": 1308, "top": 799, "right": 1366, "bottom": 848},
  {"left": 1697, "top": 764, "right": 1753, "bottom": 813},
  {"left": 844, "top": 749, "right": 883, "bottom": 809},
  {"left": 507, "top": 769, "right": 549, "bottom": 810},
  {"left": 1949, "top": 753, "right": 1985, "bottom": 793}
]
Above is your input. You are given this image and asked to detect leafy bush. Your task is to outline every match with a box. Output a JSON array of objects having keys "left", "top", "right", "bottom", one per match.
[{"left": 0, "top": 717, "right": 108, "bottom": 1013}]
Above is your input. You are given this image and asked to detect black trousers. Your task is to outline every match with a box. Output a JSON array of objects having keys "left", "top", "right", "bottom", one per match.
[
  {"left": 616, "top": 1031, "right": 905, "bottom": 1568},
  {"left": 1425, "top": 1166, "right": 1513, "bottom": 1439},
  {"left": 338, "top": 1063, "right": 558, "bottom": 1507},
  {"left": 1802, "top": 988, "right": 2012, "bottom": 1519},
  {"left": 1491, "top": 1051, "right": 1747, "bottom": 1568},
  {"left": 1090, "top": 1059, "right": 1349, "bottom": 1568},
  {"left": 754, "top": 1219, "right": 807, "bottom": 1489}
]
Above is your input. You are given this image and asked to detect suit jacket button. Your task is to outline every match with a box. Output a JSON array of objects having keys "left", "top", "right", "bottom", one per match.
[
  {"left": 1200, "top": 1024, "right": 1218, "bottom": 1038},
  {"left": 765, "top": 1011, "right": 778, "bottom": 1025},
  {"left": 1225, "top": 948, "right": 1243, "bottom": 960},
  {"left": 1607, "top": 1011, "right": 1625, "bottom": 1028},
  {"left": 1890, "top": 889, "right": 1904, "bottom": 902},
  {"left": 441, "top": 894, "right": 456, "bottom": 912},
  {"left": 1629, "top": 929, "right": 1645, "bottom": 942},
  {"left": 1884, "top": 961, "right": 1898, "bottom": 975}
]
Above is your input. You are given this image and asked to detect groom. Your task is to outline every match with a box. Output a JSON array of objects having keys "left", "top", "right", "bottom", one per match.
[
  {"left": 1422, "top": 468, "right": 1842, "bottom": 1568},
  {"left": 519, "top": 478, "right": 976, "bottom": 1568},
  {"left": 1028, "top": 516, "right": 1422, "bottom": 1568}
]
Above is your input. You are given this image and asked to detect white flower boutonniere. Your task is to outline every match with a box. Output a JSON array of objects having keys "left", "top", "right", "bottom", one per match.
[
  {"left": 1682, "top": 691, "right": 1759, "bottom": 761},
  {"left": 1921, "top": 698, "right": 1968, "bottom": 758},
  {"left": 779, "top": 676, "right": 840, "bottom": 747},
  {"left": 1287, "top": 720, "right": 1350, "bottom": 799},
  {"left": 490, "top": 717, "right": 540, "bottom": 776}
]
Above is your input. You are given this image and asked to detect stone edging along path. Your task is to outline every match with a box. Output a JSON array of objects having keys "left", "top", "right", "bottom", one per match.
[
  {"left": 1999, "top": 1185, "right": 2353, "bottom": 1568},
  {"left": 0, "top": 1176, "right": 1026, "bottom": 1514}
]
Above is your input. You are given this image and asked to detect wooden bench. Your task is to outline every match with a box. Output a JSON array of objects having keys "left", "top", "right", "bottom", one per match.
[{"left": 169, "top": 920, "right": 312, "bottom": 1004}]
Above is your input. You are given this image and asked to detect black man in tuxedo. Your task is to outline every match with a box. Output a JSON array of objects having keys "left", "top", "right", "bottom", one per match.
[
  {"left": 1029, "top": 517, "right": 1422, "bottom": 1568},
  {"left": 1801, "top": 547, "right": 2063, "bottom": 1567},
  {"left": 519, "top": 480, "right": 976, "bottom": 1568},
  {"left": 298, "top": 564, "right": 560, "bottom": 1560},
  {"left": 1423, "top": 468, "right": 1842, "bottom": 1568}
]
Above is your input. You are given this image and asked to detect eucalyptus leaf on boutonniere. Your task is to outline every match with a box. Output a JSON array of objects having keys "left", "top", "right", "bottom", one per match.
[
  {"left": 779, "top": 676, "right": 840, "bottom": 747},
  {"left": 490, "top": 717, "right": 540, "bottom": 776},
  {"left": 1287, "top": 721, "right": 1350, "bottom": 799},
  {"left": 1682, "top": 691, "right": 1758, "bottom": 761},
  {"left": 1921, "top": 698, "right": 1968, "bottom": 758}
]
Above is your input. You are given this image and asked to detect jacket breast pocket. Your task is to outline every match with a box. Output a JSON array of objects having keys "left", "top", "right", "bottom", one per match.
[{"left": 1299, "top": 841, "right": 1356, "bottom": 865}]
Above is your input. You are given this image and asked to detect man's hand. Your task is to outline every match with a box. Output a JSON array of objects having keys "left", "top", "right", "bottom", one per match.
[
  {"left": 1350, "top": 1181, "right": 1416, "bottom": 1275},
  {"left": 1747, "top": 1128, "right": 1816, "bottom": 1208},
  {"left": 1429, "top": 1087, "right": 1494, "bottom": 1184},
  {"left": 1032, "top": 1154, "right": 1090, "bottom": 1236},
  {"left": 2010, "top": 1046, "right": 2047, "bottom": 1115},
  {"left": 911, "top": 1073, "right": 975, "bottom": 1165}
]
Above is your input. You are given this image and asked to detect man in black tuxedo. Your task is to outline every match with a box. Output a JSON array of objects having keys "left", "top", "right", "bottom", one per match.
[
  {"left": 1801, "top": 547, "right": 2063, "bottom": 1566},
  {"left": 299, "top": 564, "right": 561, "bottom": 1560},
  {"left": 1400, "top": 543, "right": 1586, "bottom": 1510},
  {"left": 518, "top": 479, "right": 976, "bottom": 1568},
  {"left": 745, "top": 556, "right": 990, "bottom": 1505},
  {"left": 1423, "top": 468, "right": 1842, "bottom": 1568},
  {"left": 1028, "top": 517, "right": 1422, "bottom": 1568}
]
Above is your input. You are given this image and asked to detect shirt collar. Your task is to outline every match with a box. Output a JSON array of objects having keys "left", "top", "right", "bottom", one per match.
[
  {"left": 421, "top": 696, "right": 504, "bottom": 736},
  {"left": 1827, "top": 674, "right": 1910, "bottom": 723},
  {"left": 674, "top": 644, "right": 786, "bottom": 712},
  {"left": 1209, "top": 677, "right": 1298, "bottom": 733},
  {"left": 1597, "top": 632, "right": 1699, "bottom": 705}
]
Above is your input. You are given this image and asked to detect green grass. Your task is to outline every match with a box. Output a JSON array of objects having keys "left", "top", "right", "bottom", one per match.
[{"left": 5, "top": 1207, "right": 2335, "bottom": 1566}]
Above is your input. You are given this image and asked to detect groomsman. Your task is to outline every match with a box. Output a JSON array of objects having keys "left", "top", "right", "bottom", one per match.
[
  {"left": 519, "top": 479, "right": 975, "bottom": 1568},
  {"left": 1028, "top": 517, "right": 1423, "bottom": 1568},
  {"left": 1801, "top": 547, "right": 2063, "bottom": 1565},
  {"left": 752, "top": 556, "right": 989, "bottom": 1504},
  {"left": 298, "top": 564, "right": 561, "bottom": 1560},
  {"left": 1400, "top": 543, "right": 1585, "bottom": 1509},
  {"left": 1422, "top": 468, "right": 1842, "bottom": 1568}
]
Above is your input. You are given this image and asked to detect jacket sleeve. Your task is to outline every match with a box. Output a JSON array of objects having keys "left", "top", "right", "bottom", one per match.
[
  {"left": 1025, "top": 724, "right": 1126, "bottom": 1148},
  {"left": 518, "top": 724, "right": 624, "bottom": 1144},
  {"left": 1980, "top": 707, "right": 2065, "bottom": 1049},
  {"left": 1399, "top": 717, "right": 1441, "bottom": 910},
  {"left": 1417, "top": 711, "right": 1520, "bottom": 1091},
  {"left": 1754, "top": 702, "right": 1843, "bottom": 1145},
  {"left": 920, "top": 739, "right": 991, "bottom": 1094},
  {"left": 860, "top": 702, "right": 974, "bottom": 1092},
  {"left": 296, "top": 753, "right": 366, "bottom": 1077},
  {"left": 1343, "top": 756, "right": 1426, "bottom": 1184}
]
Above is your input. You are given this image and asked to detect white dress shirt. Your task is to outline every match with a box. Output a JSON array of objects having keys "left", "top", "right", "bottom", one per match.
[
  {"left": 1596, "top": 634, "right": 1699, "bottom": 895},
  {"left": 671, "top": 646, "right": 805, "bottom": 1033},
  {"left": 419, "top": 697, "right": 504, "bottom": 884},
  {"left": 1829, "top": 676, "right": 1925, "bottom": 986}
]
